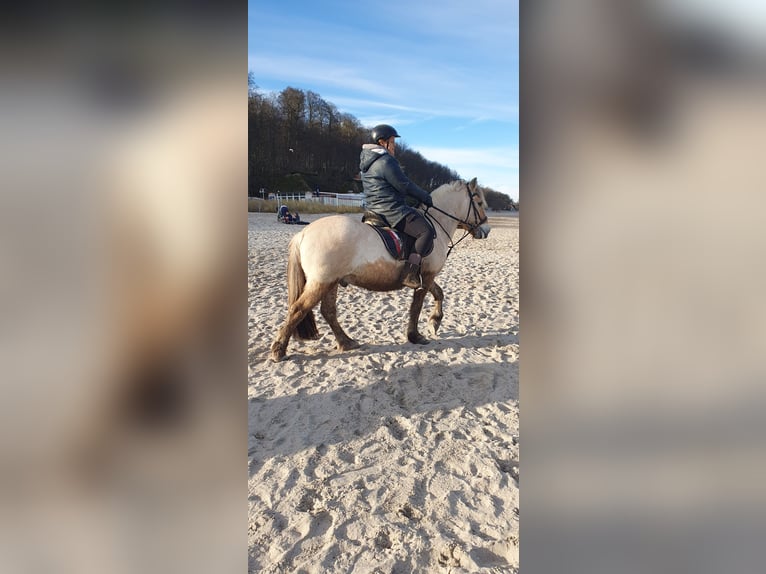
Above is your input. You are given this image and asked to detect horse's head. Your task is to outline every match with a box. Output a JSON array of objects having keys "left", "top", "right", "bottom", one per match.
[{"left": 456, "top": 178, "right": 491, "bottom": 239}]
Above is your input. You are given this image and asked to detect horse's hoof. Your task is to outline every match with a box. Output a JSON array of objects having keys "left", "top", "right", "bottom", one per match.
[
  {"left": 408, "top": 332, "right": 430, "bottom": 345},
  {"left": 270, "top": 341, "right": 286, "bottom": 362},
  {"left": 428, "top": 320, "right": 442, "bottom": 336},
  {"left": 338, "top": 339, "right": 360, "bottom": 351}
]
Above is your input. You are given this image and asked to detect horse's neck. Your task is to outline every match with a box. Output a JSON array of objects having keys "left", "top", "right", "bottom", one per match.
[
  {"left": 430, "top": 210, "right": 459, "bottom": 239},
  {"left": 430, "top": 189, "right": 465, "bottom": 239}
]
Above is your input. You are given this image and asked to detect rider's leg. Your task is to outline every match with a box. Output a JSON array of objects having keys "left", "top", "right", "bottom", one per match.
[{"left": 396, "top": 213, "right": 433, "bottom": 289}]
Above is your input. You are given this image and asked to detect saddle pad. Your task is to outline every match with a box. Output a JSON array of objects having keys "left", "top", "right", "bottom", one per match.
[{"left": 366, "top": 223, "right": 404, "bottom": 260}]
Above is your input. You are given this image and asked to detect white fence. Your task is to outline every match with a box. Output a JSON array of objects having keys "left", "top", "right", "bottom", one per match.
[{"left": 268, "top": 191, "right": 365, "bottom": 208}]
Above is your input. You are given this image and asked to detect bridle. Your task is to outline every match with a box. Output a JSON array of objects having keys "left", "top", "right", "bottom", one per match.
[{"left": 423, "top": 181, "right": 489, "bottom": 257}]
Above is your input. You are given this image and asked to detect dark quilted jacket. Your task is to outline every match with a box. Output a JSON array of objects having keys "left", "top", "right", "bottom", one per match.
[{"left": 359, "top": 145, "right": 432, "bottom": 228}]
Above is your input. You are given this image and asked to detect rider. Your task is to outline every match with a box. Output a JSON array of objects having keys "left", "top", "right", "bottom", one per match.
[{"left": 359, "top": 124, "right": 434, "bottom": 289}]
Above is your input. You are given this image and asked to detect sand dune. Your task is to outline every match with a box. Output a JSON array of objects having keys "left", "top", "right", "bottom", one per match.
[{"left": 248, "top": 212, "right": 519, "bottom": 573}]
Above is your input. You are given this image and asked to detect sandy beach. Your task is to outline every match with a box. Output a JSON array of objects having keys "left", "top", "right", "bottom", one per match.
[{"left": 248, "top": 211, "right": 519, "bottom": 573}]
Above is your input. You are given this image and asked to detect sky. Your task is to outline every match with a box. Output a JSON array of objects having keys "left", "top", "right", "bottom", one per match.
[{"left": 248, "top": 0, "right": 519, "bottom": 200}]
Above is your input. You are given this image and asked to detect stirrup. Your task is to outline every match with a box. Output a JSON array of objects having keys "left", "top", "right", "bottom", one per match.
[{"left": 400, "top": 262, "right": 422, "bottom": 289}]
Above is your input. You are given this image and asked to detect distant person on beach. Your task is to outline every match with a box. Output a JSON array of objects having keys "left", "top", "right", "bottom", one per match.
[
  {"left": 277, "top": 205, "right": 307, "bottom": 225},
  {"left": 359, "top": 124, "right": 434, "bottom": 289},
  {"left": 278, "top": 205, "right": 292, "bottom": 223}
]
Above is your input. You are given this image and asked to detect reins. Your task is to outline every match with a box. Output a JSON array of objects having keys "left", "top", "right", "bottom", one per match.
[{"left": 422, "top": 182, "right": 487, "bottom": 258}]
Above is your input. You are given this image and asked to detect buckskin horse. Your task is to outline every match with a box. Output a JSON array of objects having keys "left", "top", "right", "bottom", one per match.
[{"left": 270, "top": 178, "right": 491, "bottom": 362}]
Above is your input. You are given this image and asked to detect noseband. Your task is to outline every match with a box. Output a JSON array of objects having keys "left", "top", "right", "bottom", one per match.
[{"left": 464, "top": 188, "right": 489, "bottom": 232}]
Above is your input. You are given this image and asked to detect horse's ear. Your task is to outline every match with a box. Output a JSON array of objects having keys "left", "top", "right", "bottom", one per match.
[{"left": 468, "top": 177, "right": 478, "bottom": 191}]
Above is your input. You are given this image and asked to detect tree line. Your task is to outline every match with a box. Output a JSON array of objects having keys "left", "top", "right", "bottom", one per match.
[{"left": 248, "top": 73, "right": 517, "bottom": 211}]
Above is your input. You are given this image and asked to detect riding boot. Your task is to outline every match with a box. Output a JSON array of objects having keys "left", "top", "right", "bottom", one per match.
[
  {"left": 399, "top": 262, "right": 421, "bottom": 289},
  {"left": 400, "top": 253, "right": 423, "bottom": 289}
]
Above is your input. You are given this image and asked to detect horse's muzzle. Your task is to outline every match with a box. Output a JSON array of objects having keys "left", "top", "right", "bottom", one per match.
[{"left": 473, "top": 223, "right": 491, "bottom": 239}]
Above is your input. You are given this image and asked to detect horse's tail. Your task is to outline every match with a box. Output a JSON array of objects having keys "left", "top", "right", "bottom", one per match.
[{"left": 287, "top": 233, "right": 320, "bottom": 340}]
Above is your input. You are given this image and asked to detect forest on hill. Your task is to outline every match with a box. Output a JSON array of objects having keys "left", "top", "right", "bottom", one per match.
[{"left": 248, "top": 73, "right": 517, "bottom": 210}]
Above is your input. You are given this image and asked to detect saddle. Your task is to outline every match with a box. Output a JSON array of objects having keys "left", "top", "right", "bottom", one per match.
[
  {"left": 362, "top": 210, "right": 437, "bottom": 260},
  {"left": 361, "top": 211, "right": 410, "bottom": 260}
]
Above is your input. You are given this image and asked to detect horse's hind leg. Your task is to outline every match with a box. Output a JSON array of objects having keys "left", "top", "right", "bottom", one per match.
[
  {"left": 320, "top": 283, "right": 360, "bottom": 351},
  {"left": 270, "top": 283, "right": 325, "bottom": 362},
  {"left": 406, "top": 285, "right": 430, "bottom": 345},
  {"left": 428, "top": 281, "right": 444, "bottom": 336}
]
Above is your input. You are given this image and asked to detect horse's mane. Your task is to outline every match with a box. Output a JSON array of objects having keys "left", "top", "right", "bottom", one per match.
[{"left": 433, "top": 179, "right": 465, "bottom": 195}]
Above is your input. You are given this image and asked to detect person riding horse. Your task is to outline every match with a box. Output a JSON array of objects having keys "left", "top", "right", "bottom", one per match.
[{"left": 359, "top": 124, "right": 434, "bottom": 289}]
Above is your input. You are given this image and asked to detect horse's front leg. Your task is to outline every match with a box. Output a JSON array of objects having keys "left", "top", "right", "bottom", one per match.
[
  {"left": 406, "top": 283, "right": 430, "bottom": 345},
  {"left": 427, "top": 281, "right": 444, "bottom": 337}
]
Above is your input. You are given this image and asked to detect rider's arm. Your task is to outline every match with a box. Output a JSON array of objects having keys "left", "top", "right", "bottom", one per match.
[{"left": 381, "top": 157, "right": 433, "bottom": 206}]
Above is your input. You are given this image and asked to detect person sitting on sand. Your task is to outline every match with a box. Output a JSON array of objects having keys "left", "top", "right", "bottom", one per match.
[{"left": 278, "top": 205, "right": 293, "bottom": 224}]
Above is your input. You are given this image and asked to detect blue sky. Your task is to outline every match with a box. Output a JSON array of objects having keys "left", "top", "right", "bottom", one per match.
[{"left": 248, "top": 0, "right": 519, "bottom": 200}]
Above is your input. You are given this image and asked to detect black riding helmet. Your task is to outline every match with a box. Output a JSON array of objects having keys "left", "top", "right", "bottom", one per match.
[{"left": 371, "top": 124, "right": 400, "bottom": 144}]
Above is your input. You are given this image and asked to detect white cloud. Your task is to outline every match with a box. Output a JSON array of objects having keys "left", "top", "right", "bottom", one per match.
[
  {"left": 248, "top": 55, "right": 388, "bottom": 95},
  {"left": 248, "top": 44, "right": 517, "bottom": 124},
  {"left": 417, "top": 146, "right": 519, "bottom": 200},
  {"left": 417, "top": 146, "right": 519, "bottom": 170}
]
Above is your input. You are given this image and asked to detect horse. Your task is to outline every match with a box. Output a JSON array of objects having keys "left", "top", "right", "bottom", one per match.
[{"left": 270, "top": 178, "right": 491, "bottom": 362}]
